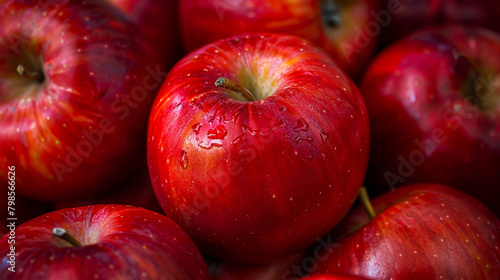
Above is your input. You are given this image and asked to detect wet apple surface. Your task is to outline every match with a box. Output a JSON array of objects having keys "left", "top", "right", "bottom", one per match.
[
  {"left": 148, "top": 33, "right": 370, "bottom": 263},
  {"left": 1, "top": 1, "right": 499, "bottom": 279}
]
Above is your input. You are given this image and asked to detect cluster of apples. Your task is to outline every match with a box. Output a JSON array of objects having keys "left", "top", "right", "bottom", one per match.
[{"left": 0, "top": 0, "right": 499, "bottom": 279}]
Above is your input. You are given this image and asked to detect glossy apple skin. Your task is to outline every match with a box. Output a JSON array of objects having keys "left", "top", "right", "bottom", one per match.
[
  {"left": 53, "top": 157, "right": 163, "bottom": 213},
  {"left": 148, "top": 33, "right": 370, "bottom": 263},
  {"left": 377, "top": 0, "right": 500, "bottom": 47},
  {"left": 107, "top": 0, "right": 183, "bottom": 69},
  {"left": 361, "top": 25, "right": 500, "bottom": 215},
  {"left": 315, "top": 184, "right": 500, "bottom": 279},
  {"left": 179, "top": 0, "right": 379, "bottom": 79},
  {"left": 0, "top": 205, "right": 210, "bottom": 279},
  {"left": 0, "top": 0, "right": 165, "bottom": 201}
]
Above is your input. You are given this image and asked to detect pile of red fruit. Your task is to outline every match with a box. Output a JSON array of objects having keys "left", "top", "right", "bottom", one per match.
[{"left": 1, "top": 0, "right": 499, "bottom": 279}]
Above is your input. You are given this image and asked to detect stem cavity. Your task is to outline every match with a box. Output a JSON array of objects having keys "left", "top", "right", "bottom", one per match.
[
  {"left": 53, "top": 227, "right": 82, "bottom": 247},
  {"left": 17, "top": 64, "right": 44, "bottom": 83},
  {"left": 215, "top": 77, "right": 257, "bottom": 102}
]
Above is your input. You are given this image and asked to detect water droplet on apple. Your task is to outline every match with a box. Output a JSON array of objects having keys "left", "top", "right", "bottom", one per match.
[
  {"left": 207, "top": 125, "right": 228, "bottom": 140},
  {"left": 294, "top": 119, "right": 309, "bottom": 132},
  {"left": 180, "top": 150, "right": 188, "bottom": 169},
  {"left": 243, "top": 124, "right": 257, "bottom": 135},
  {"left": 301, "top": 136, "right": 313, "bottom": 143},
  {"left": 198, "top": 142, "right": 223, "bottom": 150},
  {"left": 292, "top": 135, "right": 313, "bottom": 144},
  {"left": 192, "top": 123, "right": 203, "bottom": 134},
  {"left": 272, "top": 120, "right": 286, "bottom": 130},
  {"left": 319, "top": 131, "right": 329, "bottom": 146},
  {"left": 232, "top": 134, "right": 246, "bottom": 145}
]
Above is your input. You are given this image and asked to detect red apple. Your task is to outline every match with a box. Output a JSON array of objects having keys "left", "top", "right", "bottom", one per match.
[
  {"left": 315, "top": 184, "right": 500, "bottom": 279},
  {"left": 179, "top": 0, "right": 380, "bottom": 79},
  {"left": 0, "top": 0, "right": 166, "bottom": 201},
  {"left": 0, "top": 204, "right": 211, "bottom": 279},
  {"left": 361, "top": 24, "right": 500, "bottom": 215},
  {"left": 147, "top": 33, "right": 370, "bottom": 263},
  {"left": 107, "top": 0, "right": 183, "bottom": 69},
  {"left": 376, "top": 0, "right": 500, "bottom": 47},
  {"left": 211, "top": 252, "right": 307, "bottom": 280}
]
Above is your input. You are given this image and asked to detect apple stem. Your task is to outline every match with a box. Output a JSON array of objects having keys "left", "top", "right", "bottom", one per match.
[
  {"left": 17, "top": 64, "right": 44, "bottom": 82},
  {"left": 53, "top": 227, "right": 82, "bottom": 247},
  {"left": 215, "top": 77, "right": 257, "bottom": 102},
  {"left": 358, "top": 187, "right": 376, "bottom": 220}
]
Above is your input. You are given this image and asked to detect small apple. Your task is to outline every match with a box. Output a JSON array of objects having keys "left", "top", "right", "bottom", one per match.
[
  {"left": 179, "top": 0, "right": 380, "bottom": 79},
  {"left": 361, "top": 24, "right": 500, "bottom": 215},
  {"left": 315, "top": 184, "right": 500, "bottom": 279},
  {"left": 0, "top": 0, "right": 166, "bottom": 201},
  {"left": 107, "top": 0, "right": 184, "bottom": 69},
  {"left": 0, "top": 204, "right": 211, "bottom": 279},
  {"left": 148, "top": 33, "right": 370, "bottom": 263},
  {"left": 376, "top": 0, "right": 500, "bottom": 47}
]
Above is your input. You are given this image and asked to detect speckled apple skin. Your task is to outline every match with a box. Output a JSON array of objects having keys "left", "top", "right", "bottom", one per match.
[{"left": 148, "top": 33, "right": 370, "bottom": 263}]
